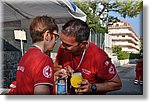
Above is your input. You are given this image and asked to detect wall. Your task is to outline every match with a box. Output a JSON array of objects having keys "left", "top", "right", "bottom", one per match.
[{"left": 111, "top": 55, "right": 130, "bottom": 67}]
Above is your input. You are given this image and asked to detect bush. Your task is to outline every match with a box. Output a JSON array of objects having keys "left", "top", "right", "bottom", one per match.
[
  {"left": 118, "top": 51, "right": 130, "bottom": 60},
  {"left": 112, "top": 46, "right": 139, "bottom": 60},
  {"left": 129, "top": 53, "right": 140, "bottom": 59},
  {"left": 112, "top": 46, "right": 122, "bottom": 54}
]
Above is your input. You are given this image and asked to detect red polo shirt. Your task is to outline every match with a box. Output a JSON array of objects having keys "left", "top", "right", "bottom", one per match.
[
  {"left": 56, "top": 42, "right": 117, "bottom": 83},
  {"left": 16, "top": 48, "right": 54, "bottom": 95}
]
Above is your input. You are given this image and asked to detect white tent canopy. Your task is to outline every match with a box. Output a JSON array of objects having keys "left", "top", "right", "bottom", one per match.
[
  {"left": 0, "top": 1, "right": 86, "bottom": 89},
  {"left": 2, "top": 0, "right": 87, "bottom": 23}
]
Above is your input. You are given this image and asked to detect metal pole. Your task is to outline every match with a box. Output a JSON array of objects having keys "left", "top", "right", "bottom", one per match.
[{"left": 20, "top": 40, "right": 24, "bottom": 56}]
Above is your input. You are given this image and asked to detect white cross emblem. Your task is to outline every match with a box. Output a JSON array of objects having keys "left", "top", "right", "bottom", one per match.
[{"left": 43, "top": 65, "right": 52, "bottom": 78}]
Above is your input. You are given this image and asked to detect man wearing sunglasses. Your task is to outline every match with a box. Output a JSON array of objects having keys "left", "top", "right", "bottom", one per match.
[
  {"left": 54, "top": 19, "right": 122, "bottom": 95},
  {"left": 16, "top": 16, "right": 59, "bottom": 95}
]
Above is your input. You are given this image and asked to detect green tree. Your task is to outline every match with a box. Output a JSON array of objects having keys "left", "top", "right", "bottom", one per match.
[
  {"left": 74, "top": 1, "right": 107, "bottom": 34},
  {"left": 107, "top": 0, "right": 143, "bottom": 22},
  {"left": 107, "top": 0, "right": 143, "bottom": 18},
  {"left": 73, "top": 0, "right": 143, "bottom": 33}
]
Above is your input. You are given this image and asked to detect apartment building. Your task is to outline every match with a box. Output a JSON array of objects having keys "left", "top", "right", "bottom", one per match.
[{"left": 108, "top": 20, "right": 140, "bottom": 54}]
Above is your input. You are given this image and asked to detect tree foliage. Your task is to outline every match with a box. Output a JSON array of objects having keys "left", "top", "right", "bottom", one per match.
[
  {"left": 74, "top": 1, "right": 107, "bottom": 34},
  {"left": 73, "top": 0, "right": 143, "bottom": 33},
  {"left": 107, "top": 0, "right": 143, "bottom": 18}
]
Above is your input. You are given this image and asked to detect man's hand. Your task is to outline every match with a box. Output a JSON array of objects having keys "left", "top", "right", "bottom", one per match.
[
  {"left": 54, "top": 69, "right": 67, "bottom": 81},
  {"left": 65, "top": 65, "right": 74, "bottom": 76},
  {"left": 76, "top": 79, "right": 91, "bottom": 93},
  {"left": 54, "top": 65, "right": 74, "bottom": 81}
]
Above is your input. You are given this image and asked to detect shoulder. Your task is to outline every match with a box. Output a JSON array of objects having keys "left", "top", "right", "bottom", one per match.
[
  {"left": 85, "top": 42, "right": 110, "bottom": 65},
  {"left": 29, "top": 48, "right": 53, "bottom": 63},
  {"left": 88, "top": 42, "right": 108, "bottom": 57},
  {"left": 41, "top": 54, "right": 53, "bottom": 64}
]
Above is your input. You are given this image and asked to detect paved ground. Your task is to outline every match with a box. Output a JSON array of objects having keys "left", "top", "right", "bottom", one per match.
[{"left": 107, "top": 64, "right": 143, "bottom": 95}]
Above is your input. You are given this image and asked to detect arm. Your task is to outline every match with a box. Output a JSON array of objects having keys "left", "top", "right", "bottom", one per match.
[
  {"left": 54, "top": 61, "right": 63, "bottom": 72},
  {"left": 34, "top": 84, "right": 51, "bottom": 95},
  {"left": 92, "top": 74, "right": 122, "bottom": 93},
  {"left": 78, "top": 74, "right": 122, "bottom": 94}
]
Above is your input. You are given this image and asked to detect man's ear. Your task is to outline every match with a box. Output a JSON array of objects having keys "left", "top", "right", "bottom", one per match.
[
  {"left": 81, "top": 40, "right": 88, "bottom": 47},
  {"left": 43, "top": 30, "right": 50, "bottom": 41},
  {"left": 82, "top": 40, "right": 88, "bottom": 44}
]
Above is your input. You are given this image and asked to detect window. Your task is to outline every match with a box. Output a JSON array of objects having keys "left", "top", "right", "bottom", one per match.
[{"left": 122, "top": 35, "right": 125, "bottom": 37}]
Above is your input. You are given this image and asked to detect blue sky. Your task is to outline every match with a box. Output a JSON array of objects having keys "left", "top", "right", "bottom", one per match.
[{"left": 109, "top": 11, "right": 143, "bottom": 38}]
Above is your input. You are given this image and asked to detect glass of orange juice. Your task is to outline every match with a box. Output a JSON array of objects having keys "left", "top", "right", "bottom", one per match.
[{"left": 70, "top": 72, "right": 83, "bottom": 88}]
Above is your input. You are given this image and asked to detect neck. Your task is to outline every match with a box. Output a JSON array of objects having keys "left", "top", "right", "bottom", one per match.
[
  {"left": 73, "top": 49, "right": 84, "bottom": 56},
  {"left": 33, "top": 42, "right": 44, "bottom": 52}
]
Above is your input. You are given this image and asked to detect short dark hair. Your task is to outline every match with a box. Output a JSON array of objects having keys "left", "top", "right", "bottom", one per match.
[
  {"left": 62, "top": 19, "right": 90, "bottom": 43},
  {"left": 30, "top": 16, "right": 58, "bottom": 43}
]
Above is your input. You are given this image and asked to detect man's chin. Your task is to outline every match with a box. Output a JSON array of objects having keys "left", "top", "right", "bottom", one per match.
[
  {"left": 65, "top": 50, "right": 72, "bottom": 53},
  {"left": 49, "top": 48, "right": 53, "bottom": 51}
]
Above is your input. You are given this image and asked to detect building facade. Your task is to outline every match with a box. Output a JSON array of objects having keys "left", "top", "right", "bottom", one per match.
[{"left": 108, "top": 20, "right": 140, "bottom": 54}]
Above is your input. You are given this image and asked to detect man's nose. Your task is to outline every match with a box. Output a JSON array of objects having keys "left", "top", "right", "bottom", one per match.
[
  {"left": 61, "top": 44, "right": 65, "bottom": 49},
  {"left": 61, "top": 45, "right": 68, "bottom": 50},
  {"left": 63, "top": 46, "right": 70, "bottom": 51}
]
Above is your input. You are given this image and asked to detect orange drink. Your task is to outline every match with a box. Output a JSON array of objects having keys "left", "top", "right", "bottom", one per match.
[{"left": 70, "top": 72, "right": 83, "bottom": 88}]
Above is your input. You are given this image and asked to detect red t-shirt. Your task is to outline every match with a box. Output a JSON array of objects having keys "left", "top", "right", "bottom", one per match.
[
  {"left": 16, "top": 48, "right": 54, "bottom": 95},
  {"left": 56, "top": 42, "right": 117, "bottom": 83}
]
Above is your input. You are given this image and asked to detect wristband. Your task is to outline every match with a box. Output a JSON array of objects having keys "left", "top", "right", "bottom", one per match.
[{"left": 90, "top": 84, "right": 97, "bottom": 93}]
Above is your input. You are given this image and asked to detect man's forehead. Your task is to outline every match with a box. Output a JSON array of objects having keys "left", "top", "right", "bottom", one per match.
[{"left": 60, "top": 33, "right": 77, "bottom": 44}]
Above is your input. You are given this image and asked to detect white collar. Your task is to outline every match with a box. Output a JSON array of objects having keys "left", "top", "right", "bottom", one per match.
[{"left": 33, "top": 44, "right": 43, "bottom": 52}]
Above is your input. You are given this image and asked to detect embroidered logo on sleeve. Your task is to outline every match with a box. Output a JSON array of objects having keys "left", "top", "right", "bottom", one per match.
[
  {"left": 108, "top": 65, "right": 115, "bottom": 74},
  {"left": 105, "top": 61, "right": 109, "bottom": 66},
  {"left": 17, "top": 66, "right": 25, "bottom": 72},
  {"left": 43, "top": 65, "right": 52, "bottom": 78}
]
